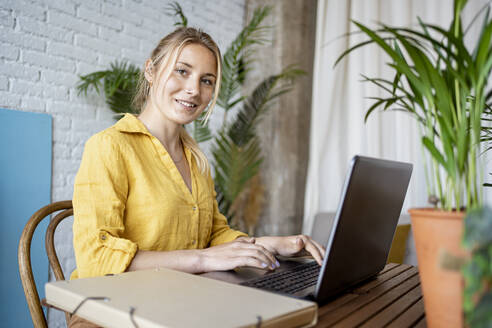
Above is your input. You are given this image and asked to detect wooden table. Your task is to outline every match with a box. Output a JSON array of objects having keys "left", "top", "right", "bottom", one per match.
[
  {"left": 316, "top": 263, "right": 425, "bottom": 327},
  {"left": 46, "top": 262, "right": 424, "bottom": 327}
]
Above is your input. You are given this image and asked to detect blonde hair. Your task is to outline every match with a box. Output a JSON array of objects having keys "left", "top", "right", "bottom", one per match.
[{"left": 133, "top": 27, "right": 222, "bottom": 174}]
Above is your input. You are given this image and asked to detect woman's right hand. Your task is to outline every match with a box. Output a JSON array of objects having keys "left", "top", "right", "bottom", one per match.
[{"left": 199, "top": 237, "right": 279, "bottom": 272}]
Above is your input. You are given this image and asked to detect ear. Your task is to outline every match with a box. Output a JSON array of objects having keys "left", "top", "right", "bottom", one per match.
[{"left": 144, "top": 59, "right": 153, "bottom": 84}]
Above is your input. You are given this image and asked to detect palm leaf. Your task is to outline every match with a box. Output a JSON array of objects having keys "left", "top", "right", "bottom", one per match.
[
  {"left": 212, "top": 132, "right": 263, "bottom": 216},
  {"left": 76, "top": 61, "right": 140, "bottom": 114},
  {"left": 422, "top": 136, "right": 447, "bottom": 168},
  {"left": 165, "top": 1, "right": 188, "bottom": 27},
  {"left": 217, "top": 6, "right": 272, "bottom": 112},
  {"left": 360, "top": 75, "right": 427, "bottom": 123},
  {"left": 227, "top": 66, "right": 304, "bottom": 146},
  {"left": 77, "top": 71, "right": 106, "bottom": 96},
  {"left": 337, "top": 4, "right": 492, "bottom": 325},
  {"left": 352, "top": 21, "right": 428, "bottom": 98},
  {"left": 335, "top": 0, "right": 491, "bottom": 210},
  {"left": 334, "top": 37, "right": 392, "bottom": 67},
  {"left": 213, "top": 66, "right": 304, "bottom": 215},
  {"left": 188, "top": 111, "right": 212, "bottom": 143}
]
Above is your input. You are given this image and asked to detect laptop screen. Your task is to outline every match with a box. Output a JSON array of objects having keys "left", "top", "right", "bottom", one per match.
[{"left": 314, "top": 155, "right": 412, "bottom": 303}]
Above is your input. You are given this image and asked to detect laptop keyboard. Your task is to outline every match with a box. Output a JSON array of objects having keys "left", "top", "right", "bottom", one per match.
[{"left": 240, "top": 261, "right": 320, "bottom": 294}]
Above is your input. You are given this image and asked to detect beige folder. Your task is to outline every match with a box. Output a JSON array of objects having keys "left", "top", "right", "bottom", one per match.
[{"left": 45, "top": 268, "right": 317, "bottom": 328}]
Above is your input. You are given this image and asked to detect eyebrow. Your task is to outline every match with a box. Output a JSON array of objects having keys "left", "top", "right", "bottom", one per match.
[{"left": 177, "top": 61, "right": 216, "bottom": 78}]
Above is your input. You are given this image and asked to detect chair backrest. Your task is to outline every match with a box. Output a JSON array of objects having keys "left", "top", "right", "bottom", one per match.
[{"left": 18, "top": 200, "right": 73, "bottom": 328}]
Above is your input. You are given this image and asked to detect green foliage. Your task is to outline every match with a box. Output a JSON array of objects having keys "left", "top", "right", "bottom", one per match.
[
  {"left": 335, "top": 0, "right": 491, "bottom": 211},
  {"left": 336, "top": 1, "right": 492, "bottom": 323},
  {"left": 217, "top": 6, "right": 272, "bottom": 113},
  {"left": 213, "top": 66, "right": 305, "bottom": 216},
  {"left": 76, "top": 61, "right": 140, "bottom": 115},
  {"left": 212, "top": 132, "right": 262, "bottom": 216},
  {"left": 483, "top": 102, "right": 492, "bottom": 187},
  {"left": 166, "top": 1, "right": 187, "bottom": 28},
  {"left": 190, "top": 111, "right": 213, "bottom": 143},
  {"left": 462, "top": 207, "right": 492, "bottom": 327},
  {"left": 227, "top": 66, "right": 305, "bottom": 147}
]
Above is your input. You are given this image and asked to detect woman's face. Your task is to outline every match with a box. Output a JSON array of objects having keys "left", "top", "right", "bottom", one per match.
[{"left": 154, "top": 43, "right": 217, "bottom": 126}]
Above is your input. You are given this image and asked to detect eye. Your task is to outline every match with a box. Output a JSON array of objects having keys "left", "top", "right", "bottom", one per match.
[
  {"left": 201, "top": 78, "right": 214, "bottom": 86},
  {"left": 175, "top": 68, "right": 187, "bottom": 75}
]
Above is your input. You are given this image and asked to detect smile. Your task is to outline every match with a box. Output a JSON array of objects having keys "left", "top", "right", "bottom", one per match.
[{"left": 175, "top": 99, "right": 197, "bottom": 108}]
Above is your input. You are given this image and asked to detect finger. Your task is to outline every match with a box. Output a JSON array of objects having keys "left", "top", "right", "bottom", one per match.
[
  {"left": 252, "top": 243, "right": 278, "bottom": 268},
  {"left": 237, "top": 248, "right": 277, "bottom": 270},
  {"left": 300, "top": 236, "right": 326, "bottom": 259},
  {"left": 296, "top": 236, "right": 304, "bottom": 250},
  {"left": 236, "top": 236, "right": 256, "bottom": 244},
  {"left": 239, "top": 256, "right": 274, "bottom": 270},
  {"left": 249, "top": 248, "right": 277, "bottom": 270},
  {"left": 239, "top": 242, "right": 278, "bottom": 268},
  {"left": 301, "top": 237, "right": 324, "bottom": 266},
  {"left": 310, "top": 238, "right": 326, "bottom": 258},
  {"left": 294, "top": 237, "right": 309, "bottom": 255},
  {"left": 233, "top": 253, "right": 273, "bottom": 270}
]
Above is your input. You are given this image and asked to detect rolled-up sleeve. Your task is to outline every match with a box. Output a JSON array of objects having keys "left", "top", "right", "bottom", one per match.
[
  {"left": 72, "top": 133, "right": 137, "bottom": 279},
  {"left": 207, "top": 174, "right": 247, "bottom": 247}
]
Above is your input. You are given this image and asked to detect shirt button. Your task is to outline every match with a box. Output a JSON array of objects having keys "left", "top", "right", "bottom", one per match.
[
  {"left": 192, "top": 206, "right": 197, "bottom": 211},
  {"left": 100, "top": 233, "right": 106, "bottom": 241}
]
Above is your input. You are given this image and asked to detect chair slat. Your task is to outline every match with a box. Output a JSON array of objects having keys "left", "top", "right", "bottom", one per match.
[
  {"left": 46, "top": 208, "right": 74, "bottom": 281},
  {"left": 18, "top": 200, "right": 73, "bottom": 328}
]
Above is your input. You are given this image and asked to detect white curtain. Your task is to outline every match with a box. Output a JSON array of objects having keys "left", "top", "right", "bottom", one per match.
[{"left": 303, "top": 0, "right": 491, "bottom": 235}]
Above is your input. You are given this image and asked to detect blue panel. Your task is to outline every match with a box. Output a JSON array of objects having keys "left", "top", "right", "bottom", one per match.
[{"left": 0, "top": 108, "right": 52, "bottom": 327}]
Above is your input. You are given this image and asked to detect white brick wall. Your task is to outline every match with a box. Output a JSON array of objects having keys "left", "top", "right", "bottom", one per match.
[{"left": 0, "top": 0, "right": 246, "bottom": 327}]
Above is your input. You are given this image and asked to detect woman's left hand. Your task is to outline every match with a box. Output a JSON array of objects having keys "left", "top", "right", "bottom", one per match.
[{"left": 254, "top": 235, "right": 326, "bottom": 266}]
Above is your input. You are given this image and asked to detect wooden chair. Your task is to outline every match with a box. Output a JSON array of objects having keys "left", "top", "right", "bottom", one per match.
[{"left": 18, "top": 200, "right": 73, "bottom": 328}]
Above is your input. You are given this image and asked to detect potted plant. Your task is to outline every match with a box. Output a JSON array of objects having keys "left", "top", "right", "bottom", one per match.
[{"left": 335, "top": 0, "right": 492, "bottom": 326}]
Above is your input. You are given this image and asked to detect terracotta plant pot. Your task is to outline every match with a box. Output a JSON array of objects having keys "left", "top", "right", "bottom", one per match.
[{"left": 409, "top": 208, "right": 467, "bottom": 328}]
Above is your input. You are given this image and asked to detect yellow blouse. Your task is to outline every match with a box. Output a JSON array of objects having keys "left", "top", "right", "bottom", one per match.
[{"left": 71, "top": 114, "right": 246, "bottom": 279}]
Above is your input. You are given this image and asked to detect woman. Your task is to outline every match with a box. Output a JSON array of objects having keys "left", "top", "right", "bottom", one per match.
[{"left": 71, "top": 28, "right": 324, "bottom": 325}]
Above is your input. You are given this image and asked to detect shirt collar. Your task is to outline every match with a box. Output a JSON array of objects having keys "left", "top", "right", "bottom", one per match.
[
  {"left": 114, "top": 113, "right": 152, "bottom": 136},
  {"left": 114, "top": 113, "right": 192, "bottom": 154}
]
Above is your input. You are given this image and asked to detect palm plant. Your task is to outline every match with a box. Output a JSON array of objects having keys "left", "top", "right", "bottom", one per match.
[
  {"left": 336, "top": 0, "right": 491, "bottom": 211},
  {"left": 336, "top": 1, "right": 492, "bottom": 325},
  {"left": 76, "top": 61, "right": 140, "bottom": 116},
  {"left": 213, "top": 66, "right": 303, "bottom": 222},
  {"left": 76, "top": 2, "right": 304, "bottom": 232},
  {"left": 169, "top": 3, "right": 304, "bottom": 230}
]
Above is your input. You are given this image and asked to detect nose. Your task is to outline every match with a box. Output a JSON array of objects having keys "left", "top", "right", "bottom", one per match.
[{"left": 184, "top": 77, "right": 200, "bottom": 96}]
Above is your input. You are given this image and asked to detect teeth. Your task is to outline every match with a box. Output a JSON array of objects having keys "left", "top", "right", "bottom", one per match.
[{"left": 177, "top": 99, "right": 196, "bottom": 108}]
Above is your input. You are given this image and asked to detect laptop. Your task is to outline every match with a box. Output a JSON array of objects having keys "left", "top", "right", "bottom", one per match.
[{"left": 204, "top": 155, "right": 413, "bottom": 304}]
